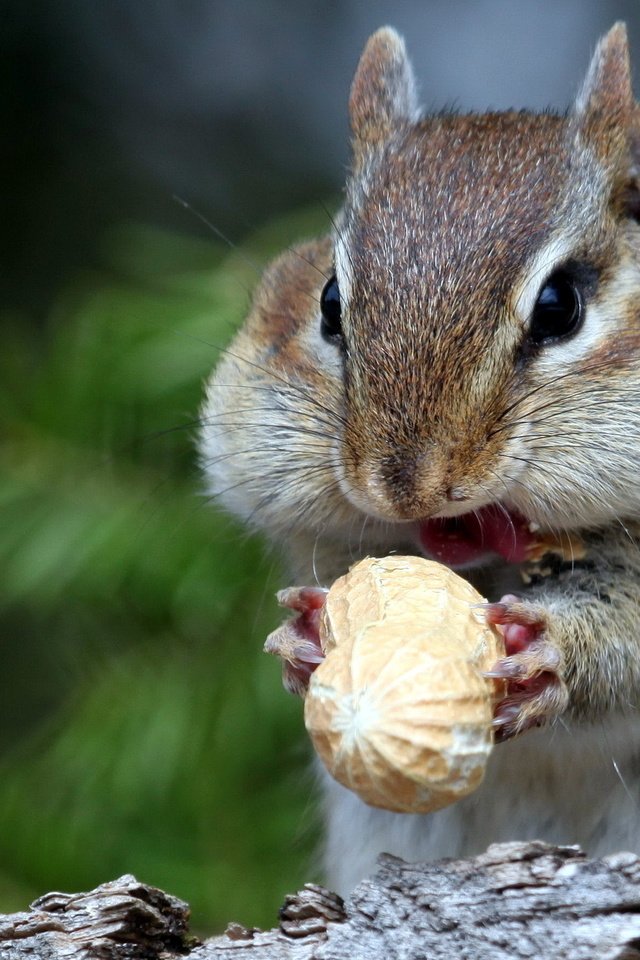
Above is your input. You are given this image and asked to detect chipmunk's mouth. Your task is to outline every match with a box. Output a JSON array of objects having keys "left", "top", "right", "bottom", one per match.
[{"left": 418, "top": 505, "right": 537, "bottom": 568}]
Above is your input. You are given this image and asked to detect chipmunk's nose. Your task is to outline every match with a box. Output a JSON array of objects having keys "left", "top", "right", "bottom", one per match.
[
  {"left": 351, "top": 449, "right": 455, "bottom": 521},
  {"left": 379, "top": 450, "right": 421, "bottom": 502}
]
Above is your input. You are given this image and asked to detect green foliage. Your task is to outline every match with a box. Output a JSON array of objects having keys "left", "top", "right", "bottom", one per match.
[{"left": 0, "top": 209, "right": 330, "bottom": 931}]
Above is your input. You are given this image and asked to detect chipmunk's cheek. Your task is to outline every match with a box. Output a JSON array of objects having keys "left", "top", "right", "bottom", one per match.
[
  {"left": 483, "top": 597, "right": 569, "bottom": 741},
  {"left": 417, "top": 506, "right": 537, "bottom": 567}
]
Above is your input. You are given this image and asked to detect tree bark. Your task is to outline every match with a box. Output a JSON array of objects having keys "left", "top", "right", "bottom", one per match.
[{"left": 1, "top": 842, "right": 640, "bottom": 959}]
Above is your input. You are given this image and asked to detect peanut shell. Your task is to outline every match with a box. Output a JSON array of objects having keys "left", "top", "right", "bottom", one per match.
[{"left": 304, "top": 556, "right": 504, "bottom": 814}]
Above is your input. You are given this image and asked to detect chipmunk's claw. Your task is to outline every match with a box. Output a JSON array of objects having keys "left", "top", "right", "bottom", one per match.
[
  {"left": 276, "top": 585, "right": 328, "bottom": 614},
  {"left": 265, "top": 586, "right": 328, "bottom": 695},
  {"left": 483, "top": 595, "right": 569, "bottom": 741}
]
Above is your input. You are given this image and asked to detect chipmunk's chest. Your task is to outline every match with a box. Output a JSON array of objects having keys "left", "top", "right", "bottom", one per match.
[{"left": 324, "top": 714, "right": 640, "bottom": 893}]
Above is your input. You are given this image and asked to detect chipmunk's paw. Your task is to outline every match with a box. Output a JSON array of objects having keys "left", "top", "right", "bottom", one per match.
[
  {"left": 264, "top": 586, "right": 328, "bottom": 696},
  {"left": 483, "top": 595, "right": 569, "bottom": 742}
]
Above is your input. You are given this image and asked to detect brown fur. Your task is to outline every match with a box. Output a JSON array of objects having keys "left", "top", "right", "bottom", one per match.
[
  {"left": 201, "top": 24, "right": 640, "bottom": 892},
  {"left": 341, "top": 113, "right": 569, "bottom": 517}
]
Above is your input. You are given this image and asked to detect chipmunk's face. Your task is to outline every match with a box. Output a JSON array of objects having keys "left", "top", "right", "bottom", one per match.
[
  {"left": 201, "top": 25, "right": 640, "bottom": 574},
  {"left": 329, "top": 102, "right": 640, "bottom": 566}
]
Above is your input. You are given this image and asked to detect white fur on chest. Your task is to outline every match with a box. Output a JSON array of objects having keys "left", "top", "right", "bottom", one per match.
[{"left": 322, "top": 714, "right": 640, "bottom": 894}]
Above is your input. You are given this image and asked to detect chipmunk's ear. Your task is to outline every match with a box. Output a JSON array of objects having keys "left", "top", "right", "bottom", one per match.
[
  {"left": 349, "top": 27, "right": 418, "bottom": 162},
  {"left": 573, "top": 23, "right": 637, "bottom": 166}
]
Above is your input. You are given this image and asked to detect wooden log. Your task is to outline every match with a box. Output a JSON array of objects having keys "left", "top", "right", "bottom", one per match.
[{"left": 1, "top": 842, "right": 640, "bottom": 959}]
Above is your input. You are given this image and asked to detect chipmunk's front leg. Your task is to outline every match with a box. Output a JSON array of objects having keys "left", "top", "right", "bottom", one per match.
[
  {"left": 485, "top": 596, "right": 569, "bottom": 740},
  {"left": 264, "top": 586, "right": 328, "bottom": 695},
  {"left": 485, "top": 533, "right": 640, "bottom": 741}
]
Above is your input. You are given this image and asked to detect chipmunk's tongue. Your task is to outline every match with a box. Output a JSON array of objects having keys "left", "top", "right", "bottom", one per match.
[{"left": 418, "top": 505, "right": 535, "bottom": 567}]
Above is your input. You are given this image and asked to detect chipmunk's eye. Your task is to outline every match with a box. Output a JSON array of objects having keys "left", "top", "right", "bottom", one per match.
[
  {"left": 320, "top": 274, "right": 343, "bottom": 343},
  {"left": 530, "top": 270, "right": 583, "bottom": 344}
]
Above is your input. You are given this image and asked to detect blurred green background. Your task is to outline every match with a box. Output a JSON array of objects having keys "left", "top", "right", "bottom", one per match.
[
  {"left": 0, "top": 211, "right": 331, "bottom": 932},
  {"left": 4, "top": 0, "right": 639, "bottom": 937}
]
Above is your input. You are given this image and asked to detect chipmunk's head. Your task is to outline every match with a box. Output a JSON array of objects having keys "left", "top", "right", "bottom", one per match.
[
  {"left": 328, "top": 23, "right": 640, "bottom": 560},
  {"left": 202, "top": 24, "right": 640, "bottom": 575}
]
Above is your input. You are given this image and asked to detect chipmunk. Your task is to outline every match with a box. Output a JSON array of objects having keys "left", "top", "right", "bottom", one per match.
[{"left": 200, "top": 23, "right": 640, "bottom": 893}]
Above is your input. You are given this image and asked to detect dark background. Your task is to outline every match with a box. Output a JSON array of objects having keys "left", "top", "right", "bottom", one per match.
[
  {"left": 6, "top": 0, "right": 640, "bottom": 319},
  {"left": 2, "top": 0, "right": 640, "bottom": 935}
]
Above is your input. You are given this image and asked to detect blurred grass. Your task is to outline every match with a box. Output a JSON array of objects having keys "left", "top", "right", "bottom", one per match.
[{"left": 0, "top": 207, "right": 330, "bottom": 931}]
